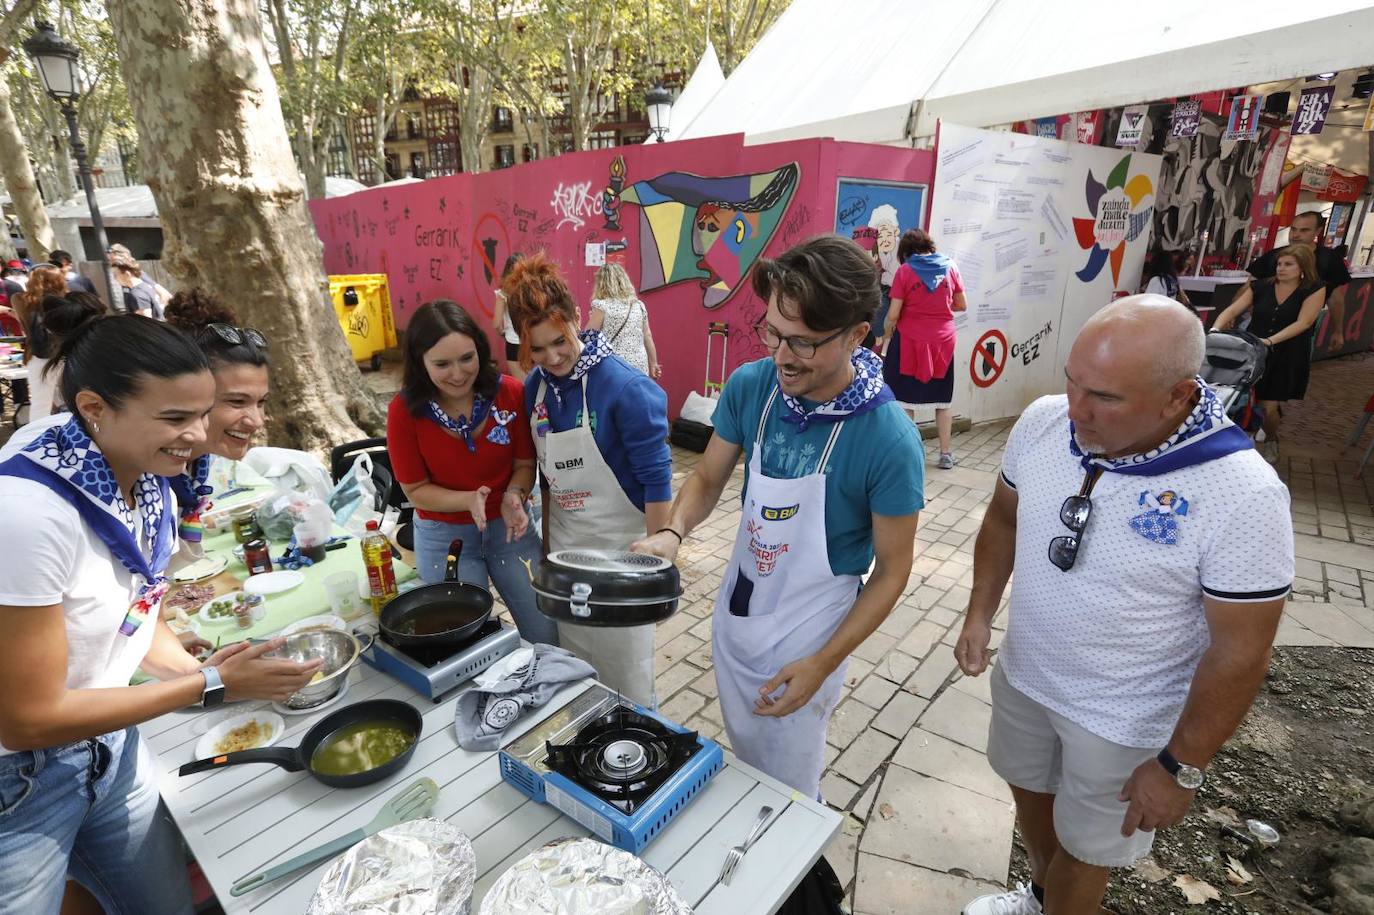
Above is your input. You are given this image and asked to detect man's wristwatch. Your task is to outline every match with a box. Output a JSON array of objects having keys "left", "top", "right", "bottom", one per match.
[
  {"left": 1157, "top": 747, "right": 1205, "bottom": 790},
  {"left": 199, "top": 665, "right": 226, "bottom": 709}
]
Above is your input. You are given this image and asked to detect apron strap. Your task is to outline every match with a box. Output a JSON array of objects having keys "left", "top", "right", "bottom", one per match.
[
  {"left": 536, "top": 378, "right": 548, "bottom": 406},
  {"left": 757, "top": 386, "right": 781, "bottom": 444},
  {"left": 579, "top": 375, "right": 590, "bottom": 429},
  {"left": 818, "top": 420, "right": 845, "bottom": 473}
]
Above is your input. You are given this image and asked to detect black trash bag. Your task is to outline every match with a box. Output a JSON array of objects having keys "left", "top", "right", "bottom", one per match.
[{"left": 775, "top": 855, "right": 847, "bottom": 915}]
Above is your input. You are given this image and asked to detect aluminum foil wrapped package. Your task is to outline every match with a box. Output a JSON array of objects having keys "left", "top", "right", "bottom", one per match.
[
  {"left": 307, "top": 819, "right": 475, "bottom": 915},
  {"left": 479, "top": 838, "right": 692, "bottom": 914}
]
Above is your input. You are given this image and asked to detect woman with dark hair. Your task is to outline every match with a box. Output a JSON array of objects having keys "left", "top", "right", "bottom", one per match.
[
  {"left": 0, "top": 315, "right": 319, "bottom": 914},
  {"left": 881, "top": 228, "right": 966, "bottom": 468},
  {"left": 163, "top": 290, "right": 271, "bottom": 549},
  {"left": 386, "top": 299, "right": 554, "bottom": 644},
  {"left": 1212, "top": 244, "right": 1326, "bottom": 462},
  {"left": 490, "top": 253, "right": 526, "bottom": 380},
  {"left": 1142, "top": 248, "right": 1191, "bottom": 305},
  {"left": 505, "top": 254, "right": 672, "bottom": 705}
]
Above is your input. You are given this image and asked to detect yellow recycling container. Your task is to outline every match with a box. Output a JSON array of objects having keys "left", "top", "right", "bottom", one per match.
[{"left": 329, "top": 274, "right": 397, "bottom": 371}]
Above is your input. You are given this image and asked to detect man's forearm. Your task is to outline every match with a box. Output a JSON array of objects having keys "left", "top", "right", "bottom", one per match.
[
  {"left": 1329, "top": 284, "right": 1347, "bottom": 329},
  {"left": 1167, "top": 644, "right": 1271, "bottom": 768},
  {"left": 664, "top": 469, "right": 729, "bottom": 539},
  {"left": 966, "top": 516, "right": 1015, "bottom": 625}
]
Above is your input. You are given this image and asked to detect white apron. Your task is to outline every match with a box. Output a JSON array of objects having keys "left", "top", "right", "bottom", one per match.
[
  {"left": 712, "top": 387, "right": 860, "bottom": 798},
  {"left": 534, "top": 375, "right": 656, "bottom": 706}
]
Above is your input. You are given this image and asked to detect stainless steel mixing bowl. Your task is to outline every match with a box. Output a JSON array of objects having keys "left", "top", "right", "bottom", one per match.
[{"left": 263, "top": 629, "right": 369, "bottom": 709}]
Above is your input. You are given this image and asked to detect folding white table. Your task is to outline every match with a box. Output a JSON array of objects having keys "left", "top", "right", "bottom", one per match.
[{"left": 142, "top": 664, "right": 841, "bottom": 913}]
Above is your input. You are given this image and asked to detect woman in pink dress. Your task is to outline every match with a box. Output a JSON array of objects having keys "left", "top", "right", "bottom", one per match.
[{"left": 881, "top": 229, "right": 966, "bottom": 469}]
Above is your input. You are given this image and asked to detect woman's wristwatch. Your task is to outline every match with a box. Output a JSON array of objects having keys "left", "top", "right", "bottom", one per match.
[{"left": 199, "top": 665, "right": 226, "bottom": 708}]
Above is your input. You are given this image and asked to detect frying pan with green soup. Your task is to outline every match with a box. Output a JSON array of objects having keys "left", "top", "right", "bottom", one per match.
[{"left": 309, "top": 720, "right": 416, "bottom": 776}]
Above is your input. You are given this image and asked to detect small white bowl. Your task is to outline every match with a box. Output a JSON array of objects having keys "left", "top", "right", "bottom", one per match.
[
  {"left": 281, "top": 614, "right": 348, "bottom": 636},
  {"left": 194, "top": 710, "right": 286, "bottom": 760}
]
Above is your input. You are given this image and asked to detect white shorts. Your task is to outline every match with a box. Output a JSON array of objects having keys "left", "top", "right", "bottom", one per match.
[{"left": 987, "top": 665, "right": 1159, "bottom": 867}]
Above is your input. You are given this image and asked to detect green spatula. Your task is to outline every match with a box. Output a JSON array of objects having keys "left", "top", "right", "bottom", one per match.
[{"left": 230, "top": 777, "right": 440, "bottom": 897}]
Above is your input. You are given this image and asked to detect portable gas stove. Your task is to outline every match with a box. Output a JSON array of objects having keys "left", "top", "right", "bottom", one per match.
[
  {"left": 499, "top": 683, "right": 724, "bottom": 853},
  {"left": 360, "top": 618, "right": 521, "bottom": 701}
]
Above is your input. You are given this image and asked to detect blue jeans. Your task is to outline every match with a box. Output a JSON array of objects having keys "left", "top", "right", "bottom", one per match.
[
  {"left": 0, "top": 728, "right": 193, "bottom": 914},
  {"left": 413, "top": 515, "right": 559, "bottom": 646}
]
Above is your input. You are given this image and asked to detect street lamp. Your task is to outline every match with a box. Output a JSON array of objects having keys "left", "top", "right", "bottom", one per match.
[
  {"left": 24, "top": 21, "right": 118, "bottom": 311},
  {"left": 645, "top": 83, "right": 673, "bottom": 143}
]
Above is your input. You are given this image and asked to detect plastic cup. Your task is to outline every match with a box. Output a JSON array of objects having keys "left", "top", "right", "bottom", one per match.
[{"left": 324, "top": 571, "right": 363, "bottom": 620}]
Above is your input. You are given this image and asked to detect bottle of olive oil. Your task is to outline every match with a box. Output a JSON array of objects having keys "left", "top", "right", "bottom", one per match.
[{"left": 361, "top": 520, "right": 397, "bottom": 614}]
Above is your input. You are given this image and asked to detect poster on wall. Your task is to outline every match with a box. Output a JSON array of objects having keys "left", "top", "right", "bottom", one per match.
[
  {"left": 1116, "top": 105, "right": 1148, "bottom": 147},
  {"left": 1171, "top": 100, "right": 1202, "bottom": 138},
  {"left": 1292, "top": 86, "right": 1335, "bottom": 136},
  {"left": 834, "top": 178, "right": 928, "bottom": 292},
  {"left": 1225, "top": 94, "right": 1263, "bottom": 140},
  {"left": 929, "top": 122, "right": 1161, "bottom": 423}
]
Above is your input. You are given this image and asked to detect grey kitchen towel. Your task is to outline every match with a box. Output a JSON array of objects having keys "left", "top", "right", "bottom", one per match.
[{"left": 454, "top": 644, "right": 596, "bottom": 751}]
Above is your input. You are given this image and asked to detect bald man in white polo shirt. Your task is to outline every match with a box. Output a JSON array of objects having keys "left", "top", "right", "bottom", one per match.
[{"left": 957, "top": 296, "right": 1294, "bottom": 915}]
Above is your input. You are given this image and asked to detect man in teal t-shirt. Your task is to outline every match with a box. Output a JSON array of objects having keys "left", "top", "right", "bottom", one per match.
[{"left": 634, "top": 235, "right": 924, "bottom": 798}]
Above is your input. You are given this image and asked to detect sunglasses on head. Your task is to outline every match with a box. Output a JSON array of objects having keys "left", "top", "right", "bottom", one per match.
[
  {"left": 202, "top": 323, "right": 268, "bottom": 350},
  {"left": 1048, "top": 465, "right": 1104, "bottom": 572}
]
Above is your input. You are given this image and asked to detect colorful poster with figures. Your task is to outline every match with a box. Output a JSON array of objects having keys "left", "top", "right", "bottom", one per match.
[
  {"left": 1225, "top": 94, "right": 1263, "bottom": 140},
  {"left": 1171, "top": 99, "right": 1201, "bottom": 138},
  {"left": 929, "top": 122, "right": 1161, "bottom": 423},
  {"left": 833, "top": 178, "right": 928, "bottom": 290},
  {"left": 305, "top": 133, "right": 936, "bottom": 423},
  {"left": 1291, "top": 86, "right": 1334, "bottom": 136}
]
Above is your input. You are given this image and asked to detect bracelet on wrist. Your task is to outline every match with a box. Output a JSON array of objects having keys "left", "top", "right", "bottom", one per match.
[
  {"left": 505, "top": 486, "right": 527, "bottom": 498},
  {"left": 656, "top": 527, "right": 684, "bottom": 544}
]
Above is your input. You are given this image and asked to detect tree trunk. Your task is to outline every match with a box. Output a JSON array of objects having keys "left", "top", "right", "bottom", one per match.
[
  {"left": 297, "top": 130, "right": 327, "bottom": 199},
  {"left": 106, "top": 0, "right": 383, "bottom": 453},
  {"left": 0, "top": 76, "right": 56, "bottom": 261}
]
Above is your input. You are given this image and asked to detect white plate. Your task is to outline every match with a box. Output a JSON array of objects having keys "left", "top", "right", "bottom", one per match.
[
  {"left": 195, "top": 591, "right": 250, "bottom": 628},
  {"left": 193, "top": 710, "right": 285, "bottom": 760},
  {"left": 281, "top": 614, "right": 348, "bottom": 636},
  {"left": 172, "top": 555, "right": 228, "bottom": 584},
  {"left": 243, "top": 570, "right": 305, "bottom": 597}
]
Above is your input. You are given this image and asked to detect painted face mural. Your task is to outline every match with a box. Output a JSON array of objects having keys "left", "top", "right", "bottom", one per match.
[{"left": 614, "top": 163, "right": 799, "bottom": 309}]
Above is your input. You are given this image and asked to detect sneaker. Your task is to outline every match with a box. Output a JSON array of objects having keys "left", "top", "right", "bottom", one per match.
[
  {"left": 938, "top": 451, "right": 955, "bottom": 470},
  {"left": 1260, "top": 440, "right": 1279, "bottom": 464},
  {"left": 963, "top": 882, "right": 1042, "bottom": 915}
]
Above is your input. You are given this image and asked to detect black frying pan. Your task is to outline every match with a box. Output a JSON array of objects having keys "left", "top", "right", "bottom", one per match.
[
  {"left": 178, "top": 699, "right": 423, "bottom": 789},
  {"left": 379, "top": 538, "right": 493, "bottom": 652}
]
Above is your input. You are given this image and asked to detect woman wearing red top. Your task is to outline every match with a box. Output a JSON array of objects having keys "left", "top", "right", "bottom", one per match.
[
  {"left": 881, "top": 229, "right": 966, "bottom": 469},
  {"left": 386, "top": 300, "right": 557, "bottom": 645}
]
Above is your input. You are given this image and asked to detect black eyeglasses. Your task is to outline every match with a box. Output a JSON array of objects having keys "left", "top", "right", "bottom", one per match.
[
  {"left": 753, "top": 322, "right": 852, "bottom": 359},
  {"left": 202, "top": 323, "right": 268, "bottom": 350},
  {"left": 1049, "top": 466, "right": 1104, "bottom": 571}
]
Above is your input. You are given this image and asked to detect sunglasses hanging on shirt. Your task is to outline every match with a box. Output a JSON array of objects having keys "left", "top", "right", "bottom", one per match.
[{"left": 1049, "top": 465, "right": 1104, "bottom": 572}]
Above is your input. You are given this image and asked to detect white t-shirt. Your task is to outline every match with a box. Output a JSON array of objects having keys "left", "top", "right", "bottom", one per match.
[
  {"left": 998, "top": 395, "right": 1293, "bottom": 748},
  {"left": 0, "top": 476, "right": 163, "bottom": 755}
]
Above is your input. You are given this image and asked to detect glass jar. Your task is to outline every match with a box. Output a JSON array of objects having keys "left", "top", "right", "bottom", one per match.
[{"left": 243, "top": 539, "right": 273, "bottom": 576}]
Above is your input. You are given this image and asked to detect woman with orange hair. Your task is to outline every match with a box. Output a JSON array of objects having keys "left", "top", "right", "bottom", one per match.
[{"left": 504, "top": 254, "right": 672, "bottom": 706}]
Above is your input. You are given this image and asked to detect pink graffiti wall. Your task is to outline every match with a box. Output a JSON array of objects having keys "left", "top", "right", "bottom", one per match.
[{"left": 310, "top": 134, "right": 935, "bottom": 415}]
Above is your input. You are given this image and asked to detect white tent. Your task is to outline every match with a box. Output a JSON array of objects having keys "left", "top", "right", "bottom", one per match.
[
  {"left": 676, "top": 0, "right": 1374, "bottom": 145},
  {"left": 642, "top": 41, "right": 726, "bottom": 144}
]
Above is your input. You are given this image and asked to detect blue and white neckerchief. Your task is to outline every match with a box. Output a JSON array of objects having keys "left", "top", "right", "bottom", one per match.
[
  {"left": 1069, "top": 377, "right": 1254, "bottom": 476},
  {"left": 168, "top": 453, "right": 214, "bottom": 543},
  {"left": 779, "top": 346, "right": 894, "bottom": 433},
  {"left": 905, "top": 252, "right": 953, "bottom": 292},
  {"left": 0, "top": 416, "right": 174, "bottom": 636},
  {"left": 538, "top": 329, "right": 614, "bottom": 409},
  {"left": 487, "top": 409, "right": 517, "bottom": 445},
  {"left": 427, "top": 395, "right": 491, "bottom": 453}
]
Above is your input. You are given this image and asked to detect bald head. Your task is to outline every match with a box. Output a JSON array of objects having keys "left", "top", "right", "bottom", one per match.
[{"left": 1077, "top": 294, "right": 1204, "bottom": 391}]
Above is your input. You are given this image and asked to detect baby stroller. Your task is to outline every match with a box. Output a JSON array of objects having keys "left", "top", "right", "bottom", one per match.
[{"left": 1202, "top": 330, "right": 1267, "bottom": 432}]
